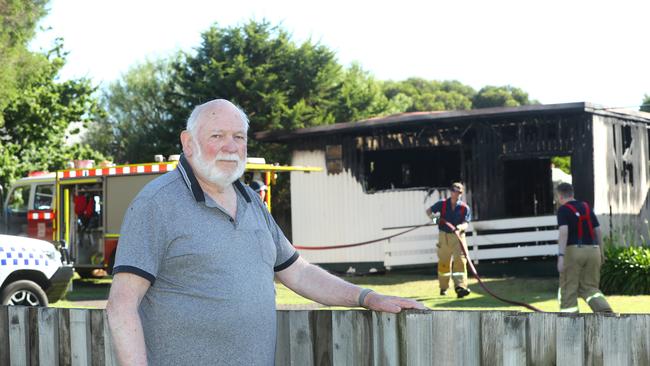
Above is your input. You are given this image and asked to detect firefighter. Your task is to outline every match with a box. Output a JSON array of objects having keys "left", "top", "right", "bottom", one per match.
[
  {"left": 556, "top": 183, "right": 612, "bottom": 313},
  {"left": 249, "top": 180, "right": 268, "bottom": 201},
  {"left": 426, "top": 182, "right": 472, "bottom": 298}
]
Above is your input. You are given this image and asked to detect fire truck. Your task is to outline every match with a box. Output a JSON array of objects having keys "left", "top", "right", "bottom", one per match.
[{"left": 0, "top": 157, "right": 320, "bottom": 277}]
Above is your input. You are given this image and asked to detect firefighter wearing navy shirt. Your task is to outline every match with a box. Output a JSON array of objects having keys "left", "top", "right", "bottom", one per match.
[
  {"left": 426, "top": 182, "right": 472, "bottom": 298},
  {"left": 556, "top": 183, "right": 612, "bottom": 313}
]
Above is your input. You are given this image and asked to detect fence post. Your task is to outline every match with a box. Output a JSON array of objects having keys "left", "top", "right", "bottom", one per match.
[
  {"left": 372, "top": 312, "right": 398, "bottom": 366},
  {"left": 398, "top": 310, "right": 433, "bottom": 366},
  {"left": 556, "top": 314, "right": 584, "bottom": 366},
  {"left": 37, "top": 307, "right": 60, "bottom": 366},
  {"left": 502, "top": 314, "right": 527, "bottom": 366},
  {"left": 527, "top": 312, "right": 556, "bottom": 366},
  {"left": 332, "top": 310, "right": 373, "bottom": 366}
]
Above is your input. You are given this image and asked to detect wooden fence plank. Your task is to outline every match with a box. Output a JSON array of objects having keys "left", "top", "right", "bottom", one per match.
[
  {"left": 90, "top": 310, "right": 104, "bottom": 366},
  {"left": 101, "top": 312, "right": 116, "bottom": 366},
  {"left": 37, "top": 307, "right": 59, "bottom": 366},
  {"left": 556, "top": 315, "right": 584, "bottom": 366},
  {"left": 332, "top": 311, "right": 373, "bottom": 366},
  {"left": 311, "top": 310, "right": 332, "bottom": 366},
  {"left": 480, "top": 311, "right": 514, "bottom": 366},
  {"left": 8, "top": 306, "right": 28, "bottom": 366},
  {"left": 430, "top": 311, "right": 480, "bottom": 366},
  {"left": 527, "top": 312, "right": 556, "bottom": 366},
  {"left": 502, "top": 314, "right": 527, "bottom": 366},
  {"left": 584, "top": 314, "right": 603, "bottom": 366},
  {"left": 601, "top": 314, "right": 631, "bottom": 366},
  {"left": 630, "top": 314, "right": 650, "bottom": 365},
  {"left": 69, "top": 309, "right": 91, "bottom": 366},
  {"left": 28, "top": 308, "right": 38, "bottom": 366},
  {"left": 275, "top": 311, "right": 290, "bottom": 366},
  {"left": 372, "top": 312, "right": 398, "bottom": 366},
  {"left": 1, "top": 306, "right": 9, "bottom": 366},
  {"left": 398, "top": 310, "right": 432, "bottom": 366},
  {"left": 288, "top": 311, "right": 314, "bottom": 366},
  {"left": 57, "top": 308, "right": 71, "bottom": 366}
]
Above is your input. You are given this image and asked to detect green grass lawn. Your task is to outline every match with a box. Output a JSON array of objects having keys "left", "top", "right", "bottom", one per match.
[{"left": 52, "top": 273, "right": 650, "bottom": 313}]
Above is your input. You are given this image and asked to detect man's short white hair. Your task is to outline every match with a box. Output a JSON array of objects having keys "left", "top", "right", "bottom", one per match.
[{"left": 186, "top": 99, "right": 250, "bottom": 136}]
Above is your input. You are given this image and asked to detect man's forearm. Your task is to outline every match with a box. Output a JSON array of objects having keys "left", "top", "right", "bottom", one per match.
[
  {"left": 286, "top": 262, "right": 364, "bottom": 307},
  {"left": 107, "top": 305, "right": 148, "bottom": 366},
  {"left": 558, "top": 230, "right": 568, "bottom": 254}
]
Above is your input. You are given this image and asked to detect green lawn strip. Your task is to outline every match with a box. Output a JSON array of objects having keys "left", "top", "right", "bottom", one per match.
[
  {"left": 274, "top": 274, "right": 650, "bottom": 313},
  {"left": 50, "top": 274, "right": 650, "bottom": 313}
]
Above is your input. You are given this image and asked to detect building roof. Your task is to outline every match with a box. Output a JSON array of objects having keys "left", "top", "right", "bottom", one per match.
[{"left": 254, "top": 102, "right": 650, "bottom": 142}]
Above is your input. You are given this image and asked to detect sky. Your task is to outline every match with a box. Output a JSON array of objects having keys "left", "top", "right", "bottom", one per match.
[{"left": 31, "top": 0, "right": 650, "bottom": 110}]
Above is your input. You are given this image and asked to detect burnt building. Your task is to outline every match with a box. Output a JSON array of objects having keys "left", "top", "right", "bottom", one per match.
[{"left": 256, "top": 102, "right": 650, "bottom": 270}]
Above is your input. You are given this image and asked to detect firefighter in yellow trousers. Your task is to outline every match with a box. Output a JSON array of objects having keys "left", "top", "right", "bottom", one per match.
[
  {"left": 556, "top": 183, "right": 612, "bottom": 313},
  {"left": 426, "top": 182, "right": 472, "bottom": 298}
]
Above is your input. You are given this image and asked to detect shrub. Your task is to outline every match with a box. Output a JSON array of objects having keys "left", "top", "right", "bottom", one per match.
[{"left": 600, "top": 245, "right": 650, "bottom": 295}]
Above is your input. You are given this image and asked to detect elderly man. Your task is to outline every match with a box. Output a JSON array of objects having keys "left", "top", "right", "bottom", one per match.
[{"left": 106, "top": 99, "right": 425, "bottom": 366}]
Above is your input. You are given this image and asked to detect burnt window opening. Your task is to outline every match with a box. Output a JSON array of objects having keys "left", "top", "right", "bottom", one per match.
[
  {"left": 325, "top": 145, "right": 343, "bottom": 174},
  {"left": 622, "top": 125, "right": 633, "bottom": 151},
  {"left": 364, "top": 148, "right": 461, "bottom": 192},
  {"left": 503, "top": 158, "right": 554, "bottom": 218}
]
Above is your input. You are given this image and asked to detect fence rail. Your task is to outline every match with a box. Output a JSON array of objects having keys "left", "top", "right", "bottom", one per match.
[
  {"left": 2, "top": 306, "right": 649, "bottom": 365},
  {"left": 385, "top": 215, "right": 558, "bottom": 267}
]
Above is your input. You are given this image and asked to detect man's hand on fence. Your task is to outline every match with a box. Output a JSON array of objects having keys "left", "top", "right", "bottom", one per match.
[{"left": 363, "top": 292, "right": 427, "bottom": 313}]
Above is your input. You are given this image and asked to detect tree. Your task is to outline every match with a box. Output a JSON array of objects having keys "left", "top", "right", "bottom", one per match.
[
  {"left": 641, "top": 95, "right": 650, "bottom": 113},
  {"left": 167, "top": 20, "right": 346, "bottom": 159},
  {"left": 0, "top": 0, "right": 48, "bottom": 125},
  {"left": 472, "top": 85, "right": 537, "bottom": 109},
  {"left": 0, "top": 25, "right": 103, "bottom": 187},
  {"left": 381, "top": 78, "right": 474, "bottom": 112},
  {"left": 84, "top": 58, "right": 176, "bottom": 163}
]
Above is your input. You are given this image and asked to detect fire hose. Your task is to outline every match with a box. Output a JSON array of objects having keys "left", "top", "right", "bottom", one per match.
[
  {"left": 294, "top": 219, "right": 544, "bottom": 312},
  {"left": 440, "top": 219, "right": 543, "bottom": 312}
]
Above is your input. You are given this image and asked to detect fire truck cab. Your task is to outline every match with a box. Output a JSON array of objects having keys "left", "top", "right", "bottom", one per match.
[{"left": 1, "top": 158, "right": 319, "bottom": 277}]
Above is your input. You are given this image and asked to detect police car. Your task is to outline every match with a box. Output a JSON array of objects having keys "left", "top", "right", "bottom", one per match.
[{"left": 0, "top": 235, "right": 73, "bottom": 306}]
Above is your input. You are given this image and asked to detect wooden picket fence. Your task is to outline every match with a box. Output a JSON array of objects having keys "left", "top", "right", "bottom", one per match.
[{"left": 1, "top": 306, "right": 649, "bottom": 365}]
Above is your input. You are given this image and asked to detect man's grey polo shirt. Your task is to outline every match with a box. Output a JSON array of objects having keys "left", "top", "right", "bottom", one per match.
[{"left": 113, "top": 155, "right": 298, "bottom": 366}]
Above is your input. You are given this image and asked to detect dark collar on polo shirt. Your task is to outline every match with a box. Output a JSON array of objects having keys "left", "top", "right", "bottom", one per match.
[{"left": 177, "top": 153, "right": 251, "bottom": 203}]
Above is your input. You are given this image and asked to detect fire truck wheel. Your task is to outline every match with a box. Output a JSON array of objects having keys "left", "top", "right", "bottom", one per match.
[{"left": 1, "top": 280, "right": 49, "bottom": 307}]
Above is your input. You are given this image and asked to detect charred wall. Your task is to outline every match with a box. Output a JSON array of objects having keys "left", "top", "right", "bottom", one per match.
[{"left": 289, "top": 112, "right": 594, "bottom": 220}]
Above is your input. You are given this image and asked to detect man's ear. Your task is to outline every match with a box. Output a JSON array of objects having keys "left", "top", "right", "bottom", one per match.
[{"left": 180, "top": 130, "right": 194, "bottom": 157}]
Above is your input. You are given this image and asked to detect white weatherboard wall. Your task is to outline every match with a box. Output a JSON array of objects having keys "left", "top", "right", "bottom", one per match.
[
  {"left": 592, "top": 115, "right": 650, "bottom": 237},
  {"left": 290, "top": 150, "right": 443, "bottom": 265}
]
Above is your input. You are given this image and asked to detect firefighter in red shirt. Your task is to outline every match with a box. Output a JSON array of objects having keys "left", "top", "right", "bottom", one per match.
[
  {"left": 556, "top": 183, "right": 612, "bottom": 313},
  {"left": 426, "top": 182, "right": 472, "bottom": 298}
]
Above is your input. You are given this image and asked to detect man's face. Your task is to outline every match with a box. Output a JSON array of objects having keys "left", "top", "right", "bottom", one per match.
[
  {"left": 451, "top": 189, "right": 462, "bottom": 200},
  {"left": 187, "top": 103, "right": 248, "bottom": 188}
]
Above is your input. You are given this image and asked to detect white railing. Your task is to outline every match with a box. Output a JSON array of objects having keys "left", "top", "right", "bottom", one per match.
[{"left": 384, "top": 215, "right": 558, "bottom": 268}]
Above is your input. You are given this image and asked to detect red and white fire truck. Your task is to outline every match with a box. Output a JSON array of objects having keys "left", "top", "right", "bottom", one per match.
[{"left": 0, "top": 158, "right": 319, "bottom": 277}]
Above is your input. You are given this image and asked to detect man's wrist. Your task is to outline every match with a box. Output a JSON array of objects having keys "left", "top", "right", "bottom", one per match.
[
  {"left": 558, "top": 253, "right": 564, "bottom": 257},
  {"left": 358, "top": 288, "right": 374, "bottom": 307}
]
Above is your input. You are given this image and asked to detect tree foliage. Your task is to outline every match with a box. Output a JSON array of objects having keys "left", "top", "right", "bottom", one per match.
[
  {"left": 472, "top": 85, "right": 537, "bottom": 109},
  {"left": 84, "top": 58, "right": 176, "bottom": 163},
  {"left": 0, "top": 2, "right": 104, "bottom": 191},
  {"left": 641, "top": 94, "right": 650, "bottom": 113}
]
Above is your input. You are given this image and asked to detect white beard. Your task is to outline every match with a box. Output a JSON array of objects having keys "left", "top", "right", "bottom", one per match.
[{"left": 192, "top": 143, "right": 246, "bottom": 188}]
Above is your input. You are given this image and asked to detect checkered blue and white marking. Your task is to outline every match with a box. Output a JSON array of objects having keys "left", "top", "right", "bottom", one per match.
[{"left": 0, "top": 235, "right": 61, "bottom": 282}]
